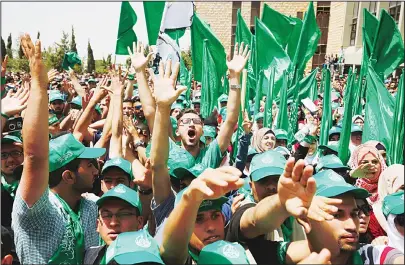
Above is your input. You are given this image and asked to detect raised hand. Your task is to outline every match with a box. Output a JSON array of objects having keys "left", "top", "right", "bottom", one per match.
[
  {"left": 47, "top": 69, "right": 58, "bottom": 83},
  {"left": 184, "top": 166, "right": 244, "bottom": 204},
  {"left": 277, "top": 157, "right": 316, "bottom": 233},
  {"left": 133, "top": 158, "right": 152, "bottom": 191},
  {"left": 226, "top": 42, "right": 251, "bottom": 78},
  {"left": 1, "top": 87, "right": 30, "bottom": 116},
  {"left": 123, "top": 116, "right": 139, "bottom": 138},
  {"left": 20, "top": 34, "right": 47, "bottom": 87},
  {"left": 109, "top": 64, "right": 127, "bottom": 96},
  {"left": 305, "top": 196, "right": 342, "bottom": 222},
  {"left": 242, "top": 110, "right": 253, "bottom": 134},
  {"left": 148, "top": 60, "right": 186, "bottom": 108},
  {"left": 127, "top": 41, "right": 154, "bottom": 73}
]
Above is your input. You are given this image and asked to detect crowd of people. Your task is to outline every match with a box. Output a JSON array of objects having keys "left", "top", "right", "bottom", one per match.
[{"left": 1, "top": 32, "right": 404, "bottom": 265}]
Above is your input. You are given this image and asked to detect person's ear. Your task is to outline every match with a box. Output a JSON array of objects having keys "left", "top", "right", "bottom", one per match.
[
  {"left": 96, "top": 217, "right": 101, "bottom": 233},
  {"left": 61, "top": 170, "right": 76, "bottom": 185},
  {"left": 137, "top": 216, "right": 144, "bottom": 229},
  {"left": 175, "top": 128, "right": 180, "bottom": 137},
  {"left": 1, "top": 254, "right": 13, "bottom": 265}
]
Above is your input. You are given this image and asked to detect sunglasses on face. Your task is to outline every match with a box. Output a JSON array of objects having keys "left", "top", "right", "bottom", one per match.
[
  {"left": 134, "top": 105, "right": 143, "bottom": 110},
  {"left": 180, "top": 118, "right": 203, "bottom": 125},
  {"left": 358, "top": 203, "right": 372, "bottom": 216}
]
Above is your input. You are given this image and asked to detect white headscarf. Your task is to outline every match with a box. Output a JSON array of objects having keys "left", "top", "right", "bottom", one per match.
[{"left": 386, "top": 214, "right": 404, "bottom": 253}]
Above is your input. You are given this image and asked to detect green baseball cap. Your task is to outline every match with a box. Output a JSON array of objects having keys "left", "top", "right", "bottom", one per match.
[
  {"left": 382, "top": 190, "right": 404, "bottom": 217},
  {"left": 69, "top": 96, "right": 82, "bottom": 108},
  {"left": 97, "top": 184, "right": 142, "bottom": 214},
  {"left": 95, "top": 104, "right": 102, "bottom": 115},
  {"left": 200, "top": 136, "right": 206, "bottom": 145},
  {"left": 167, "top": 148, "right": 195, "bottom": 178},
  {"left": 247, "top": 147, "right": 258, "bottom": 163},
  {"left": 105, "top": 230, "right": 164, "bottom": 264},
  {"left": 192, "top": 98, "right": 201, "bottom": 104},
  {"left": 351, "top": 124, "right": 363, "bottom": 133},
  {"left": 48, "top": 114, "right": 61, "bottom": 126},
  {"left": 172, "top": 163, "right": 206, "bottom": 180},
  {"left": 254, "top": 112, "right": 264, "bottom": 121},
  {"left": 329, "top": 126, "right": 342, "bottom": 136},
  {"left": 315, "top": 154, "right": 349, "bottom": 172},
  {"left": 250, "top": 150, "right": 286, "bottom": 182},
  {"left": 198, "top": 240, "right": 250, "bottom": 264},
  {"left": 319, "top": 141, "right": 339, "bottom": 154},
  {"left": 88, "top": 78, "right": 97, "bottom": 83},
  {"left": 313, "top": 169, "right": 369, "bottom": 199},
  {"left": 101, "top": 157, "right": 133, "bottom": 180},
  {"left": 170, "top": 116, "right": 178, "bottom": 135},
  {"left": 49, "top": 91, "right": 65, "bottom": 103},
  {"left": 274, "top": 129, "right": 288, "bottom": 140},
  {"left": 175, "top": 188, "right": 228, "bottom": 213},
  {"left": 203, "top": 126, "right": 217, "bottom": 138},
  {"left": 171, "top": 102, "right": 184, "bottom": 111},
  {"left": 1, "top": 134, "right": 22, "bottom": 145},
  {"left": 219, "top": 107, "right": 227, "bottom": 120},
  {"left": 273, "top": 146, "right": 291, "bottom": 158},
  {"left": 49, "top": 133, "right": 106, "bottom": 172},
  {"left": 218, "top": 94, "right": 228, "bottom": 103}
]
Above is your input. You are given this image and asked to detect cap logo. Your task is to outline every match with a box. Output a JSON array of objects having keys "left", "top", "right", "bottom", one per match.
[
  {"left": 200, "top": 200, "right": 213, "bottom": 208},
  {"left": 135, "top": 235, "right": 151, "bottom": 248},
  {"left": 222, "top": 245, "right": 240, "bottom": 259},
  {"left": 57, "top": 151, "right": 74, "bottom": 163},
  {"left": 329, "top": 173, "right": 342, "bottom": 182},
  {"left": 112, "top": 159, "right": 122, "bottom": 165},
  {"left": 261, "top": 157, "right": 273, "bottom": 164},
  {"left": 114, "top": 186, "right": 126, "bottom": 194}
]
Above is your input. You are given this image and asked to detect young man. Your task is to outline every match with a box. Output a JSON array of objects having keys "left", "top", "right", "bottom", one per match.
[
  {"left": 123, "top": 99, "right": 134, "bottom": 118},
  {"left": 48, "top": 90, "right": 65, "bottom": 119},
  {"left": 12, "top": 35, "right": 106, "bottom": 264},
  {"left": 83, "top": 184, "right": 143, "bottom": 264},
  {"left": 274, "top": 129, "right": 288, "bottom": 148},
  {"left": 160, "top": 158, "right": 330, "bottom": 264}
]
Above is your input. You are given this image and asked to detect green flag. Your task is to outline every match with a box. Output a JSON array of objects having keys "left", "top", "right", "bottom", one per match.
[
  {"left": 275, "top": 68, "right": 318, "bottom": 103},
  {"left": 179, "top": 55, "right": 188, "bottom": 86},
  {"left": 319, "top": 68, "right": 332, "bottom": 147},
  {"left": 62, "top": 52, "right": 81, "bottom": 70},
  {"left": 261, "top": 4, "right": 295, "bottom": 48},
  {"left": 191, "top": 13, "right": 227, "bottom": 82},
  {"left": 200, "top": 40, "right": 221, "bottom": 119},
  {"left": 286, "top": 17, "right": 303, "bottom": 61},
  {"left": 277, "top": 71, "right": 289, "bottom": 131},
  {"left": 371, "top": 9, "right": 405, "bottom": 80},
  {"left": 236, "top": 9, "right": 252, "bottom": 46},
  {"left": 291, "top": 2, "right": 321, "bottom": 80},
  {"left": 185, "top": 67, "right": 193, "bottom": 106},
  {"left": 362, "top": 66, "right": 395, "bottom": 149},
  {"left": 254, "top": 71, "right": 264, "bottom": 116},
  {"left": 248, "top": 35, "right": 257, "bottom": 100},
  {"left": 143, "top": 1, "right": 165, "bottom": 46},
  {"left": 264, "top": 67, "right": 275, "bottom": 128},
  {"left": 338, "top": 68, "right": 355, "bottom": 164},
  {"left": 223, "top": 75, "right": 229, "bottom": 95},
  {"left": 389, "top": 70, "right": 404, "bottom": 165},
  {"left": 115, "top": 1, "right": 137, "bottom": 55},
  {"left": 256, "top": 17, "right": 291, "bottom": 98}
]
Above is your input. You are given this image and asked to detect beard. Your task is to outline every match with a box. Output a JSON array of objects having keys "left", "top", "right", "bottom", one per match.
[
  {"left": 73, "top": 174, "right": 94, "bottom": 194},
  {"left": 338, "top": 237, "right": 359, "bottom": 253}
]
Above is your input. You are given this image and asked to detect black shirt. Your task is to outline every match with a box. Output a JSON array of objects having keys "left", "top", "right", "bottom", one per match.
[
  {"left": 1, "top": 188, "right": 14, "bottom": 228},
  {"left": 83, "top": 246, "right": 106, "bottom": 265}
]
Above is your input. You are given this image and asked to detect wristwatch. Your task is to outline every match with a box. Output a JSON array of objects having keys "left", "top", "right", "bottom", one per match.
[
  {"left": 230, "top": 84, "right": 241, "bottom": 90},
  {"left": 133, "top": 140, "right": 145, "bottom": 150},
  {"left": 138, "top": 188, "right": 153, "bottom": 195}
]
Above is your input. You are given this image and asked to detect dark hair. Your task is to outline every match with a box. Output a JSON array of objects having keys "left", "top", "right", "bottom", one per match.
[
  {"left": 123, "top": 99, "right": 133, "bottom": 104},
  {"left": 395, "top": 213, "right": 405, "bottom": 227},
  {"left": 1, "top": 226, "right": 15, "bottom": 259},
  {"left": 49, "top": 159, "right": 81, "bottom": 188},
  {"left": 177, "top": 108, "right": 203, "bottom": 122}
]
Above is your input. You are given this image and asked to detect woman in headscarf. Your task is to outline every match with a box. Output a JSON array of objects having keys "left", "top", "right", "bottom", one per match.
[
  {"left": 349, "top": 144, "right": 388, "bottom": 239},
  {"left": 352, "top": 115, "right": 364, "bottom": 129},
  {"left": 364, "top": 140, "right": 388, "bottom": 165},
  {"left": 373, "top": 164, "right": 404, "bottom": 232},
  {"left": 251, "top": 128, "right": 276, "bottom": 153}
]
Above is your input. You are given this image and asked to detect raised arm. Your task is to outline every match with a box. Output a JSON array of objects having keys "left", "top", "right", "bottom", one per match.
[
  {"left": 124, "top": 75, "right": 135, "bottom": 100},
  {"left": 1, "top": 88, "right": 29, "bottom": 133},
  {"left": 68, "top": 68, "right": 86, "bottom": 97},
  {"left": 217, "top": 43, "right": 250, "bottom": 153},
  {"left": 149, "top": 61, "right": 185, "bottom": 204},
  {"left": 18, "top": 34, "right": 49, "bottom": 207},
  {"left": 129, "top": 42, "right": 156, "bottom": 133},
  {"left": 94, "top": 98, "right": 114, "bottom": 149}
]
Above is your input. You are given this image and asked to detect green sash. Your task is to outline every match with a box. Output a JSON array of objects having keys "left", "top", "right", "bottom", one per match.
[
  {"left": 351, "top": 251, "right": 364, "bottom": 265},
  {"left": 48, "top": 194, "right": 85, "bottom": 265},
  {"left": 280, "top": 216, "right": 294, "bottom": 242},
  {"left": 1, "top": 175, "right": 18, "bottom": 199}
]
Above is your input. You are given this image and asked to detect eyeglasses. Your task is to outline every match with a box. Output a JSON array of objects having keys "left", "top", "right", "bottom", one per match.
[
  {"left": 358, "top": 204, "right": 372, "bottom": 216},
  {"left": 134, "top": 105, "right": 143, "bottom": 110},
  {"left": 1, "top": 151, "right": 23, "bottom": 160},
  {"left": 180, "top": 118, "right": 202, "bottom": 125},
  {"left": 99, "top": 211, "right": 137, "bottom": 222}
]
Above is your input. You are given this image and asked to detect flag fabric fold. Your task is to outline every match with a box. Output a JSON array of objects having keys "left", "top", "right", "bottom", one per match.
[
  {"left": 389, "top": 70, "right": 404, "bottom": 165},
  {"left": 115, "top": 1, "right": 137, "bottom": 55},
  {"left": 319, "top": 68, "right": 332, "bottom": 147},
  {"left": 62, "top": 52, "right": 81, "bottom": 70}
]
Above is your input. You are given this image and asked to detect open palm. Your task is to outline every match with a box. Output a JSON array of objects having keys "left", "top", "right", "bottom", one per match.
[
  {"left": 226, "top": 42, "right": 251, "bottom": 76},
  {"left": 128, "top": 42, "right": 153, "bottom": 72},
  {"left": 1, "top": 87, "right": 30, "bottom": 116}
]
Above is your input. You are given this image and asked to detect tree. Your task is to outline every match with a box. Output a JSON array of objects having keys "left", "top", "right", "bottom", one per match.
[
  {"left": 126, "top": 57, "right": 132, "bottom": 69},
  {"left": 70, "top": 26, "right": 78, "bottom": 54},
  {"left": 6, "top": 34, "right": 13, "bottom": 59},
  {"left": 18, "top": 42, "right": 24, "bottom": 59},
  {"left": 181, "top": 50, "right": 192, "bottom": 70},
  {"left": 87, "top": 40, "right": 95, "bottom": 73},
  {"left": 37, "top": 31, "right": 40, "bottom": 40},
  {"left": 53, "top": 31, "right": 70, "bottom": 71},
  {"left": 106, "top": 54, "right": 112, "bottom": 66},
  {"left": 1, "top": 37, "right": 6, "bottom": 62}
]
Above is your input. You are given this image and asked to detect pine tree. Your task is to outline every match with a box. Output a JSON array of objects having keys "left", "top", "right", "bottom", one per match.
[
  {"left": 37, "top": 31, "right": 40, "bottom": 40},
  {"left": 53, "top": 31, "right": 70, "bottom": 71},
  {"left": 87, "top": 40, "right": 95, "bottom": 73},
  {"left": 106, "top": 54, "right": 112, "bottom": 66},
  {"left": 1, "top": 37, "right": 6, "bottom": 61},
  {"left": 70, "top": 26, "right": 78, "bottom": 54},
  {"left": 18, "top": 42, "right": 24, "bottom": 59},
  {"left": 6, "top": 33, "right": 13, "bottom": 59}
]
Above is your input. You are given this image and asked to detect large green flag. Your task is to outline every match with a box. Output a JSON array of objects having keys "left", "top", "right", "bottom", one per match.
[
  {"left": 143, "top": 1, "right": 165, "bottom": 46},
  {"left": 277, "top": 71, "right": 289, "bottom": 131},
  {"left": 256, "top": 17, "right": 291, "bottom": 98},
  {"left": 264, "top": 67, "right": 275, "bottom": 128},
  {"left": 62, "top": 52, "right": 81, "bottom": 70},
  {"left": 179, "top": 55, "right": 189, "bottom": 86},
  {"left": 200, "top": 40, "right": 221, "bottom": 119},
  {"left": 389, "top": 70, "right": 404, "bottom": 165},
  {"left": 261, "top": 4, "right": 295, "bottom": 48},
  {"left": 371, "top": 9, "right": 405, "bottom": 80},
  {"left": 254, "top": 70, "right": 264, "bottom": 116},
  {"left": 236, "top": 9, "right": 252, "bottom": 46},
  {"left": 291, "top": 2, "right": 321, "bottom": 81},
  {"left": 248, "top": 35, "right": 257, "bottom": 100},
  {"left": 319, "top": 68, "right": 332, "bottom": 147},
  {"left": 115, "top": 1, "right": 137, "bottom": 55},
  {"left": 338, "top": 68, "right": 355, "bottom": 164},
  {"left": 362, "top": 66, "right": 395, "bottom": 150},
  {"left": 191, "top": 13, "right": 227, "bottom": 82},
  {"left": 286, "top": 17, "right": 303, "bottom": 61}
]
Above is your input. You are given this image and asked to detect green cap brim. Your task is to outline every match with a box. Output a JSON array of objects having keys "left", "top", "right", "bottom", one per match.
[
  {"left": 389, "top": 204, "right": 404, "bottom": 216},
  {"left": 198, "top": 197, "right": 228, "bottom": 213},
  {"left": 317, "top": 185, "right": 369, "bottom": 199},
  {"left": 172, "top": 167, "right": 197, "bottom": 180},
  {"left": 1, "top": 135, "right": 22, "bottom": 144},
  {"left": 276, "top": 135, "right": 288, "bottom": 140},
  {"left": 113, "top": 252, "right": 164, "bottom": 265},
  {"left": 78, "top": 147, "right": 106, "bottom": 159},
  {"left": 96, "top": 195, "right": 140, "bottom": 210},
  {"left": 251, "top": 167, "right": 283, "bottom": 182},
  {"left": 319, "top": 145, "right": 339, "bottom": 153}
]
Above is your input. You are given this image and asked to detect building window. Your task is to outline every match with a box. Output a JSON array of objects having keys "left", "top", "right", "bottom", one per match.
[
  {"left": 250, "top": 1, "right": 261, "bottom": 29},
  {"left": 369, "top": 1, "right": 377, "bottom": 16},
  {"left": 297, "top": 11, "right": 303, "bottom": 19},
  {"left": 231, "top": 1, "right": 241, "bottom": 55},
  {"left": 389, "top": 2, "right": 401, "bottom": 24},
  {"left": 350, "top": 2, "right": 359, "bottom": 46}
]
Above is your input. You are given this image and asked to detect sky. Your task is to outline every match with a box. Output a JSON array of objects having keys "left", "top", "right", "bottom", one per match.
[{"left": 1, "top": 2, "right": 191, "bottom": 64}]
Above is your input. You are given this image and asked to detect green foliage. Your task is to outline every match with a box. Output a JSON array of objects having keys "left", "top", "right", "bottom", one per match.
[
  {"left": 6, "top": 34, "right": 13, "bottom": 59},
  {"left": 106, "top": 54, "right": 112, "bottom": 65},
  {"left": 70, "top": 26, "right": 78, "bottom": 54},
  {"left": 87, "top": 41, "right": 95, "bottom": 73},
  {"left": 95, "top": 60, "right": 108, "bottom": 74},
  {"left": 7, "top": 58, "right": 29, "bottom": 73},
  {"left": 18, "top": 40, "right": 24, "bottom": 59},
  {"left": 37, "top": 31, "right": 40, "bottom": 40},
  {"left": 181, "top": 50, "right": 192, "bottom": 70},
  {"left": 1, "top": 37, "right": 6, "bottom": 61}
]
